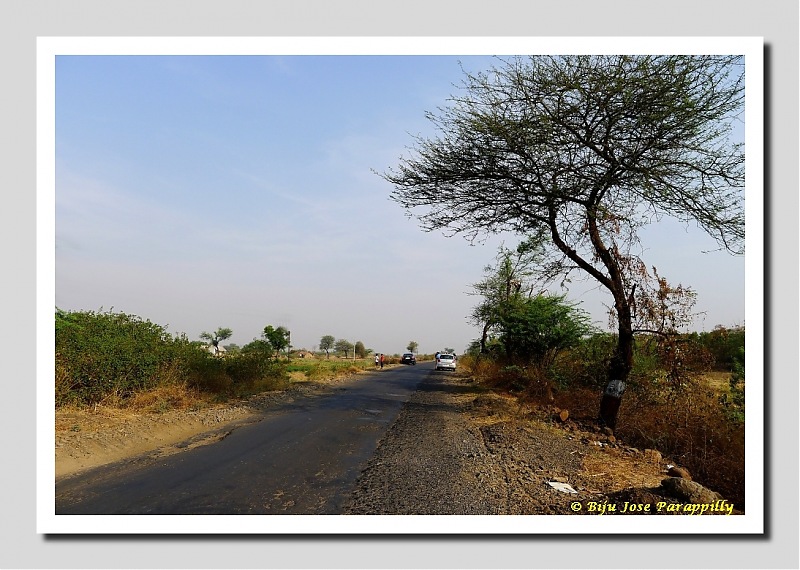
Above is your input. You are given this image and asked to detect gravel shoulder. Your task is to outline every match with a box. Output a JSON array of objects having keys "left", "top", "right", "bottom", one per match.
[{"left": 344, "top": 371, "right": 670, "bottom": 515}]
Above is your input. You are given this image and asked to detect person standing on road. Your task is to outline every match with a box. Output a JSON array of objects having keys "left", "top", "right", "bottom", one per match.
[
  {"left": 375, "top": 354, "right": 380, "bottom": 368},
  {"left": 380, "top": 353, "right": 385, "bottom": 369}
]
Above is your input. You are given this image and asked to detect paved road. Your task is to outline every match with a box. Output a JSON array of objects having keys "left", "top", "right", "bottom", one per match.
[{"left": 56, "top": 363, "right": 432, "bottom": 514}]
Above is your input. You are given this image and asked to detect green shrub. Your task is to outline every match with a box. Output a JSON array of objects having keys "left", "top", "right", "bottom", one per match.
[
  {"left": 55, "top": 308, "right": 186, "bottom": 407},
  {"left": 225, "top": 353, "right": 286, "bottom": 392},
  {"left": 696, "top": 326, "right": 745, "bottom": 371},
  {"left": 720, "top": 347, "right": 745, "bottom": 423},
  {"left": 183, "top": 350, "right": 231, "bottom": 394},
  {"left": 496, "top": 365, "right": 528, "bottom": 392},
  {"left": 55, "top": 308, "right": 291, "bottom": 408}
]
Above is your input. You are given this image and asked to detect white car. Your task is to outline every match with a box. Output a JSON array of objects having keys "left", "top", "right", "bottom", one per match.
[{"left": 435, "top": 353, "right": 457, "bottom": 371}]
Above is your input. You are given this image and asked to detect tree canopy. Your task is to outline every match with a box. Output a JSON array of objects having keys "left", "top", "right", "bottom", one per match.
[
  {"left": 386, "top": 55, "right": 744, "bottom": 255},
  {"left": 469, "top": 239, "right": 546, "bottom": 352},
  {"left": 319, "top": 335, "right": 335, "bottom": 358},
  {"left": 199, "top": 327, "right": 233, "bottom": 355},
  {"left": 383, "top": 55, "right": 745, "bottom": 426},
  {"left": 334, "top": 338, "right": 354, "bottom": 358},
  {"left": 497, "top": 294, "right": 593, "bottom": 368},
  {"left": 262, "top": 325, "right": 290, "bottom": 359}
]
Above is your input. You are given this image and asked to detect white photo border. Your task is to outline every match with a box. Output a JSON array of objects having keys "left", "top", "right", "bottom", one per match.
[{"left": 38, "top": 35, "right": 764, "bottom": 535}]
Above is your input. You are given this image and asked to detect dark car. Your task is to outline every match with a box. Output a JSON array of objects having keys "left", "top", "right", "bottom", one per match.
[{"left": 401, "top": 353, "right": 417, "bottom": 365}]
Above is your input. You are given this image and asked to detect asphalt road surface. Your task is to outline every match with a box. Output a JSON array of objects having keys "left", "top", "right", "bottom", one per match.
[{"left": 56, "top": 363, "right": 431, "bottom": 514}]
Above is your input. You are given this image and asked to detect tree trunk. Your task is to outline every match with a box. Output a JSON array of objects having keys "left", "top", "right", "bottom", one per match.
[
  {"left": 599, "top": 294, "right": 634, "bottom": 429},
  {"left": 480, "top": 322, "right": 490, "bottom": 353},
  {"left": 548, "top": 203, "right": 635, "bottom": 429}
]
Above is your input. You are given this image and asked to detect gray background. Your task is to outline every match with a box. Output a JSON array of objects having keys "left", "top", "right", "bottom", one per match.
[{"left": 3, "top": 0, "right": 796, "bottom": 568}]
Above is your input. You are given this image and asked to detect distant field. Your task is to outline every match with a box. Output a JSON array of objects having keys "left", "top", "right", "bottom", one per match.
[
  {"left": 284, "top": 354, "right": 434, "bottom": 382},
  {"left": 700, "top": 371, "right": 734, "bottom": 393},
  {"left": 286, "top": 358, "right": 368, "bottom": 379}
]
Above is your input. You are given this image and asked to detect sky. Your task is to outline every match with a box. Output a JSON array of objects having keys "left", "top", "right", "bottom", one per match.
[{"left": 53, "top": 50, "right": 747, "bottom": 354}]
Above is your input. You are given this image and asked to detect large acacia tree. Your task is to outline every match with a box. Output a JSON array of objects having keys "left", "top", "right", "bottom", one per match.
[{"left": 383, "top": 55, "right": 745, "bottom": 427}]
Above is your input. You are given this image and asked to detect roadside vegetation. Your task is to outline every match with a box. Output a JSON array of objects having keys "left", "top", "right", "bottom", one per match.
[
  {"left": 55, "top": 308, "right": 428, "bottom": 415},
  {"left": 56, "top": 309, "right": 287, "bottom": 412},
  {"left": 456, "top": 241, "right": 745, "bottom": 507},
  {"left": 461, "top": 310, "right": 745, "bottom": 507}
]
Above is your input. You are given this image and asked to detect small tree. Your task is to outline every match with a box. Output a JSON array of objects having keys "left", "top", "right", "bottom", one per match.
[
  {"left": 319, "top": 335, "right": 335, "bottom": 359},
  {"left": 263, "top": 325, "right": 290, "bottom": 359},
  {"left": 199, "top": 327, "right": 233, "bottom": 356},
  {"left": 334, "top": 338, "right": 354, "bottom": 358},
  {"left": 497, "top": 294, "right": 593, "bottom": 400},
  {"left": 406, "top": 340, "right": 419, "bottom": 354},
  {"left": 469, "top": 239, "right": 547, "bottom": 353},
  {"left": 354, "top": 341, "right": 367, "bottom": 359}
]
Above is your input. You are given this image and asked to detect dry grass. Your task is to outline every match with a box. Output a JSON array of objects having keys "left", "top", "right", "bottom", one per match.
[
  {"left": 126, "top": 382, "right": 209, "bottom": 414},
  {"left": 56, "top": 382, "right": 217, "bottom": 434},
  {"left": 550, "top": 380, "right": 745, "bottom": 509},
  {"left": 579, "top": 449, "right": 665, "bottom": 493},
  {"left": 700, "top": 371, "right": 733, "bottom": 393},
  {"left": 288, "top": 370, "right": 309, "bottom": 382},
  {"left": 463, "top": 352, "right": 746, "bottom": 509},
  {"left": 55, "top": 404, "right": 137, "bottom": 433}
]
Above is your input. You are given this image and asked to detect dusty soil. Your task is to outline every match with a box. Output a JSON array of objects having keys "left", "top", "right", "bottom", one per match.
[{"left": 55, "top": 369, "right": 731, "bottom": 515}]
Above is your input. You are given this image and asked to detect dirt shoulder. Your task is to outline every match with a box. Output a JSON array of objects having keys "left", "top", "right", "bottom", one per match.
[
  {"left": 55, "top": 375, "right": 358, "bottom": 479},
  {"left": 344, "top": 371, "right": 675, "bottom": 515}
]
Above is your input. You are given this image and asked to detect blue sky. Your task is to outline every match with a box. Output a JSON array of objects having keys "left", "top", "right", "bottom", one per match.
[{"left": 54, "top": 51, "right": 747, "bottom": 354}]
